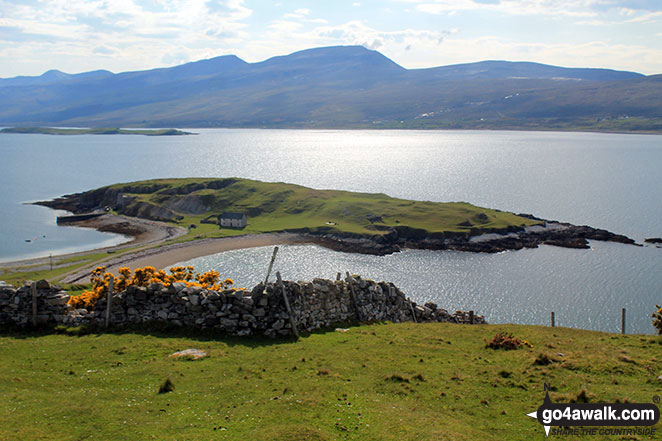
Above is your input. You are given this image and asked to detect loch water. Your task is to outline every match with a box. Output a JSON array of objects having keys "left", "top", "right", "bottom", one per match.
[{"left": 1, "top": 129, "right": 660, "bottom": 333}]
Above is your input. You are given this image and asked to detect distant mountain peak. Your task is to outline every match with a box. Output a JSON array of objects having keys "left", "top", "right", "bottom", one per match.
[
  {"left": 258, "top": 45, "right": 406, "bottom": 74},
  {"left": 414, "top": 59, "right": 643, "bottom": 81},
  {"left": 42, "top": 69, "right": 65, "bottom": 76},
  {"left": 0, "top": 45, "right": 657, "bottom": 132}
]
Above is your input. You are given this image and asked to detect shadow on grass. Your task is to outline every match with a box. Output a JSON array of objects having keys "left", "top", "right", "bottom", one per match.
[{"left": 0, "top": 319, "right": 391, "bottom": 347}]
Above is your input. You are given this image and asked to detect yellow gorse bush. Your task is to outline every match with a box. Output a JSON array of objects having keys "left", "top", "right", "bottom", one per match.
[
  {"left": 68, "top": 265, "right": 238, "bottom": 309},
  {"left": 485, "top": 332, "right": 533, "bottom": 350},
  {"left": 652, "top": 305, "right": 662, "bottom": 335}
]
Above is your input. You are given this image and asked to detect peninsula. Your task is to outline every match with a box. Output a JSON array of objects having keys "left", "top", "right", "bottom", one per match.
[
  {"left": 0, "top": 127, "right": 194, "bottom": 136},
  {"left": 23, "top": 177, "right": 634, "bottom": 280}
]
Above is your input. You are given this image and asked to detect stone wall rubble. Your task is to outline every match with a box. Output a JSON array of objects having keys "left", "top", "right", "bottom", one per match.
[{"left": 0, "top": 276, "right": 485, "bottom": 336}]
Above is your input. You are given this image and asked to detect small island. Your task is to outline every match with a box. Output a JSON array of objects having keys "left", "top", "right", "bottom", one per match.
[
  {"left": 0, "top": 127, "right": 195, "bottom": 136},
  {"left": 36, "top": 177, "right": 638, "bottom": 254}
]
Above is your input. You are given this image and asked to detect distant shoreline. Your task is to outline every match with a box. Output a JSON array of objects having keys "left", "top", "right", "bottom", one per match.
[
  {"left": 0, "top": 127, "right": 195, "bottom": 136},
  {"left": 1, "top": 126, "right": 660, "bottom": 136}
]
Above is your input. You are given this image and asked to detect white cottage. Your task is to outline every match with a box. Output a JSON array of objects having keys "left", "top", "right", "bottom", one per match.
[{"left": 219, "top": 212, "right": 247, "bottom": 228}]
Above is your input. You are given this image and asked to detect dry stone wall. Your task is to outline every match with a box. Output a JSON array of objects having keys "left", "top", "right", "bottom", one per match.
[{"left": 0, "top": 276, "right": 484, "bottom": 337}]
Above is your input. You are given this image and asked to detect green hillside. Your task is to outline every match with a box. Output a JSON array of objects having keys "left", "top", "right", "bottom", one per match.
[
  {"left": 102, "top": 177, "right": 540, "bottom": 239},
  {"left": 1, "top": 46, "right": 660, "bottom": 132},
  {"left": 1, "top": 322, "right": 660, "bottom": 440}
]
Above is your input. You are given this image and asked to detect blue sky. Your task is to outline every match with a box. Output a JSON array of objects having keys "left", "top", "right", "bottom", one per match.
[{"left": 0, "top": 0, "right": 661, "bottom": 78}]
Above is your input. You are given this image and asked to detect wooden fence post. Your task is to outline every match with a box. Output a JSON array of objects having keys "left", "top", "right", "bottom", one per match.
[
  {"left": 264, "top": 246, "right": 279, "bottom": 286},
  {"left": 551, "top": 311, "right": 555, "bottom": 328},
  {"left": 105, "top": 277, "right": 113, "bottom": 327},
  {"left": 345, "top": 272, "right": 363, "bottom": 321},
  {"left": 276, "top": 271, "right": 299, "bottom": 338},
  {"left": 621, "top": 308, "right": 626, "bottom": 335},
  {"left": 469, "top": 310, "right": 474, "bottom": 325},
  {"left": 31, "top": 281, "right": 37, "bottom": 326},
  {"left": 408, "top": 298, "right": 417, "bottom": 323}
]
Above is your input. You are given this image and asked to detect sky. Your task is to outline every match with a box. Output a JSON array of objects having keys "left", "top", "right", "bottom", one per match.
[{"left": 0, "top": 0, "right": 661, "bottom": 78}]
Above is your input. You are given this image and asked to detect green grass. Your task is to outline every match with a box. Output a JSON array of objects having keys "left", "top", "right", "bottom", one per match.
[
  {"left": 0, "top": 127, "right": 194, "bottom": 136},
  {"left": 112, "top": 177, "right": 541, "bottom": 239},
  {"left": 0, "top": 322, "right": 660, "bottom": 440}
]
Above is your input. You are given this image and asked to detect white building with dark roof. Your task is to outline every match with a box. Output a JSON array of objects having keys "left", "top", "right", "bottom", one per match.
[{"left": 219, "top": 212, "right": 247, "bottom": 228}]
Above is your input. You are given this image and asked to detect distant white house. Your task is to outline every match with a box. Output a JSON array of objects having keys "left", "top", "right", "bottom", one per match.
[{"left": 219, "top": 212, "right": 247, "bottom": 228}]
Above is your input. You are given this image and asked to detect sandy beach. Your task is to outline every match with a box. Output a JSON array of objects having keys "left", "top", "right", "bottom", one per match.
[
  {"left": 0, "top": 212, "right": 324, "bottom": 284},
  {"left": 102, "top": 233, "right": 313, "bottom": 275},
  {"left": 0, "top": 214, "right": 184, "bottom": 271}
]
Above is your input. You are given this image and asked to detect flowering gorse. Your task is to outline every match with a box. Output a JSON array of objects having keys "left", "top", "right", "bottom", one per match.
[
  {"left": 485, "top": 332, "right": 533, "bottom": 350},
  {"left": 68, "top": 265, "right": 239, "bottom": 309},
  {"left": 652, "top": 305, "right": 662, "bottom": 335}
]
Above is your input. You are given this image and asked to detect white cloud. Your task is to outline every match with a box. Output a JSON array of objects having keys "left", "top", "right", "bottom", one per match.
[
  {"left": 402, "top": 35, "right": 662, "bottom": 73},
  {"left": 237, "top": 19, "right": 455, "bottom": 69},
  {"left": 404, "top": 0, "right": 628, "bottom": 17},
  {"left": 618, "top": 7, "right": 637, "bottom": 16},
  {"left": 0, "top": 0, "right": 660, "bottom": 77},
  {"left": 574, "top": 19, "right": 616, "bottom": 25},
  {"left": 0, "top": 0, "right": 254, "bottom": 75},
  {"left": 284, "top": 9, "right": 309, "bottom": 19},
  {"left": 268, "top": 20, "right": 304, "bottom": 33},
  {"left": 624, "top": 10, "right": 662, "bottom": 22}
]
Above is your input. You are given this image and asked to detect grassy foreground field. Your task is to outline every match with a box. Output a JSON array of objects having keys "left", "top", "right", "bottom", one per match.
[{"left": 1, "top": 322, "right": 660, "bottom": 440}]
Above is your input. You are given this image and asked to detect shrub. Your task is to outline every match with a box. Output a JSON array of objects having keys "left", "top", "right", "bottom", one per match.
[
  {"left": 486, "top": 332, "right": 533, "bottom": 350},
  {"left": 385, "top": 374, "right": 409, "bottom": 383},
  {"left": 652, "top": 305, "right": 662, "bottom": 335},
  {"left": 68, "top": 265, "right": 239, "bottom": 309},
  {"left": 158, "top": 377, "right": 175, "bottom": 394},
  {"left": 533, "top": 353, "right": 556, "bottom": 366}
]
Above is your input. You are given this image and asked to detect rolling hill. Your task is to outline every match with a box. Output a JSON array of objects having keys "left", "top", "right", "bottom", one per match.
[{"left": 1, "top": 46, "right": 660, "bottom": 132}]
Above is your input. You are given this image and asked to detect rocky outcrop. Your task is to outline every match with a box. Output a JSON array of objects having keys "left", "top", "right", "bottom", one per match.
[
  {"left": 301, "top": 220, "right": 637, "bottom": 255},
  {"left": 0, "top": 276, "right": 484, "bottom": 336},
  {"left": 121, "top": 200, "right": 183, "bottom": 222},
  {"left": 162, "top": 194, "right": 210, "bottom": 215},
  {"left": 34, "top": 179, "right": 236, "bottom": 214}
]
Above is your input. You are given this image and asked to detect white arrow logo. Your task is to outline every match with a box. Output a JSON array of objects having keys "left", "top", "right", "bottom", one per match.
[{"left": 526, "top": 410, "right": 551, "bottom": 436}]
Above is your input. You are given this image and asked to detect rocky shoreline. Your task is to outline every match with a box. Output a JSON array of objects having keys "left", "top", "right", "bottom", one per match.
[{"left": 287, "top": 217, "right": 637, "bottom": 255}]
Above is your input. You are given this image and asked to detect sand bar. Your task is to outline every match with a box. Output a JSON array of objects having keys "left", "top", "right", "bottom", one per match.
[{"left": 103, "top": 233, "right": 313, "bottom": 275}]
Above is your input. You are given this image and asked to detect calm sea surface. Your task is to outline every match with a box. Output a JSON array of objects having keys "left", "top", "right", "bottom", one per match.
[{"left": 0, "top": 129, "right": 660, "bottom": 333}]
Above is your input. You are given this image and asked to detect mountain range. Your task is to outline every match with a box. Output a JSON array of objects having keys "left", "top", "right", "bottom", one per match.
[{"left": 1, "top": 45, "right": 660, "bottom": 132}]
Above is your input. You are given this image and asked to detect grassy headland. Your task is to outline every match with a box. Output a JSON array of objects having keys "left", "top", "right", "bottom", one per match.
[
  {"left": 93, "top": 177, "right": 540, "bottom": 239},
  {"left": 0, "top": 127, "right": 194, "bottom": 136},
  {"left": 0, "top": 322, "right": 660, "bottom": 440}
]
